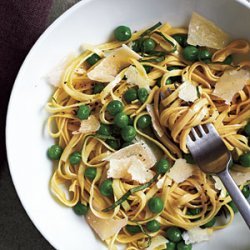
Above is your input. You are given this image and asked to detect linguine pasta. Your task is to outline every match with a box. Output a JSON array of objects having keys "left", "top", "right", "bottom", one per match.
[{"left": 46, "top": 16, "right": 250, "bottom": 250}]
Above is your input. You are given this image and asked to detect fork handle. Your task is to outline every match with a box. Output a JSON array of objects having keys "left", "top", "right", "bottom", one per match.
[{"left": 218, "top": 169, "right": 250, "bottom": 229}]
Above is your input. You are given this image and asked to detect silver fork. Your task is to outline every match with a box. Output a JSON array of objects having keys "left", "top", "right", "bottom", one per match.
[{"left": 186, "top": 123, "right": 250, "bottom": 229}]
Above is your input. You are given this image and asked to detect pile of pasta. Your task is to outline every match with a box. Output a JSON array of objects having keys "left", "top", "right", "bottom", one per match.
[{"left": 47, "top": 14, "right": 250, "bottom": 250}]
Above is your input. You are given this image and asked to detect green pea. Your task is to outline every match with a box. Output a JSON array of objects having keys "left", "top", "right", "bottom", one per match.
[
  {"left": 242, "top": 185, "right": 250, "bottom": 199},
  {"left": 138, "top": 88, "right": 149, "bottom": 103},
  {"left": 137, "top": 115, "right": 152, "bottom": 129},
  {"left": 244, "top": 122, "right": 250, "bottom": 136},
  {"left": 114, "top": 25, "right": 132, "bottom": 41},
  {"left": 86, "top": 53, "right": 101, "bottom": 66},
  {"left": 93, "top": 83, "right": 105, "bottom": 94},
  {"left": 77, "top": 105, "right": 91, "bottom": 120},
  {"left": 114, "top": 112, "right": 129, "bottom": 128},
  {"left": 166, "top": 78, "right": 172, "bottom": 85},
  {"left": 228, "top": 201, "right": 238, "bottom": 213},
  {"left": 69, "top": 151, "right": 81, "bottom": 165},
  {"left": 239, "top": 152, "right": 250, "bottom": 167},
  {"left": 188, "top": 207, "right": 201, "bottom": 215},
  {"left": 122, "top": 141, "right": 133, "bottom": 148},
  {"left": 166, "top": 227, "right": 182, "bottom": 243},
  {"left": 172, "top": 34, "right": 188, "bottom": 47},
  {"left": 100, "top": 179, "right": 113, "bottom": 197},
  {"left": 155, "top": 159, "right": 170, "bottom": 174},
  {"left": 126, "top": 225, "right": 142, "bottom": 234},
  {"left": 223, "top": 55, "right": 233, "bottom": 65},
  {"left": 177, "top": 241, "right": 192, "bottom": 250},
  {"left": 142, "top": 38, "right": 156, "bottom": 52},
  {"left": 131, "top": 40, "right": 141, "bottom": 52},
  {"left": 107, "top": 100, "right": 124, "bottom": 116},
  {"left": 84, "top": 167, "right": 97, "bottom": 181},
  {"left": 166, "top": 241, "right": 176, "bottom": 250},
  {"left": 202, "top": 217, "right": 216, "bottom": 228},
  {"left": 47, "top": 144, "right": 63, "bottom": 160},
  {"left": 97, "top": 124, "right": 111, "bottom": 136},
  {"left": 198, "top": 49, "right": 212, "bottom": 61},
  {"left": 184, "top": 154, "right": 195, "bottom": 164},
  {"left": 121, "top": 125, "right": 136, "bottom": 142},
  {"left": 124, "top": 88, "right": 138, "bottom": 103},
  {"left": 146, "top": 220, "right": 161, "bottom": 232},
  {"left": 143, "top": 65, "right": 152, "bottom": 73},
  {"left": 148, "top": 197, "right": 164, "bottom": 213},
  {"left": 73, "top": 202, "right": 89, "bottom": 215},
  {"left": 183, "top": 45, "right": 199, "bottom": 62},
  {"left": 106, "top": 139, "right": 120, "bottom": 150}
]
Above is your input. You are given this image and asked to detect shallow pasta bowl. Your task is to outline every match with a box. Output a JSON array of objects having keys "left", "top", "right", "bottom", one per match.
[{"left": 6, "top": 0, "right": 250, "bottom": 249}]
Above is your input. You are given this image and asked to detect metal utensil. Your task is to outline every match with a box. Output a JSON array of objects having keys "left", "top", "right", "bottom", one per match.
[{"left": 186, "top": 123, "right": 250, "bottom": 229}]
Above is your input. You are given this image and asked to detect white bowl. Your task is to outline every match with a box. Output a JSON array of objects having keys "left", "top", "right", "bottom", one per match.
[{"left": 6, "top": 0, "right": 250, "bottom": 249}]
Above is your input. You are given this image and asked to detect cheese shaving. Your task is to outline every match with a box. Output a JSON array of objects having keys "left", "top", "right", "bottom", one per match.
[
  {"left": 182, "top": 227, "right": 213, "bottom": 244},
  {"left": 213, "top": 69, "right": 250, "bottom": 104},
  {"left": 231, "top": 170, "right": 250, "bottom": 186},
  {"left": 146, "top": 104, "right": 164, "bottom": 137},
  {"left": 125, "top": 65, "right": 150, "bottom": 90},
  {"left": 108, "top": 156, "right": 154, "bottom": 184},
  {"left": 47, "top": 54, "right": 75, "bottom": 87},
  {"left": 72, "top": 115, "right": 100, "bottom": 134},
  {"left": 104, "top": 142, "right": 157, "bottom": 169},
  {"left": 87, "top": 44, "right": 141, "bottom": 82},
  {"left": 187, "top": 12, "right": 229, "bottom": 49},
  {"left": 178, "top": 81, "right": 198, "bottom": 103},
  {"left": 167, "top": 159, "right": 198, "bottom": 183},
  {"left": 212, "top": 176, "right": 227, "bottom": 198},
  {"left": 145, "top": 235, "right": 168, "bottom": 250},
  {"left": 86, "top": 211, "right": 127, "bottom": 241}
]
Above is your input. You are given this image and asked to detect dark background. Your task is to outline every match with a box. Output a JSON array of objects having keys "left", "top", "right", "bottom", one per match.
[{"left": 0, "top": 1, "right": 79, "bottom": 249}]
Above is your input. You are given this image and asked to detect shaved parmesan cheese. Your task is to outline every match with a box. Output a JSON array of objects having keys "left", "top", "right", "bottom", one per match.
[
  {"left": 108, "top": 156, "right": 154, "bottom": 184},
  {"left": 125, "top": 65, "right": 150, "bottom": 90},
  {"left": 105, "top": 142, "right": 157, "bottom": 169},
  {"left": 72, "top": 115, "right": 100, "bottom": 134},
  {"left": 47, "top": 54, "right": 75, "bottom": 87},
  {"left": 231, "top": 170, "right": 250, "bottom": 186},
  {"left": 146, "top": 104, "right": 164, "bottom": 137},
  {"left": 145, "top": 235, "right": 168, "bottom": 250},
  {"left": 87, "top": 44, "right": 141, "bottom": 82},
  {"left": 178, "top": 81, "right": 198, "bottom": 103},
  {"left": 213, "top": 69, "right": 250, "bottom": 104},
  {"left": 212, "top": 176, "right": 227, "bottom": 198},
  {"left": 167, "top": 159, "right": 198, "bottom": 183},
  {"left": 127, "top": 158, "right": 154, "bottom": 183},
  {"left": 187, "top": 12, "right": 229, "bottom": 49},
  {"left": 86, "top": 211, "right": 127, "bottom": 241},
  {"left": 182, "top": 227, "right": 212, "bottom": 244},
  {"left": 107, "top": 158, "right": 131, "bottom": 179}
]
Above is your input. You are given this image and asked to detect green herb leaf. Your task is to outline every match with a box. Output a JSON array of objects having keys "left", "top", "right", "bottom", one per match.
[
  {"left": 140, "top": 22, "right": 162, "bottom": 38},
  {"left": 146, "top": 51, "right": 167, "bottom": 57},
  {"left": 94, "top": 134, "right": 116, "bottom": 140},
  {"left": 102, "top": 174, "right": 159, "bottom": 212}
]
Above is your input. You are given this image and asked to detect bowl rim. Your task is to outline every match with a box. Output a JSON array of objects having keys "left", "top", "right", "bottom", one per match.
[{"left": 5, "top": 0, "right": 250, "bottom": 249}]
